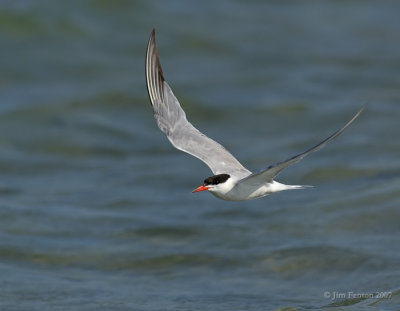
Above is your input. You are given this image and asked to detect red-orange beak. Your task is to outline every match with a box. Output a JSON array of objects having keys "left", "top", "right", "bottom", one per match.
[{"left": 191, "top": 185, "right": 210, "bottom": 193}]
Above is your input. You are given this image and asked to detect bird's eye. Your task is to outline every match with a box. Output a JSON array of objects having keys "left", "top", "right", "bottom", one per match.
[
  {"left": 203, "top": 177, "right": 212, "bottom": 185},
  {"left": 203, "top": 174, "right": 230, "bottom": 185}
]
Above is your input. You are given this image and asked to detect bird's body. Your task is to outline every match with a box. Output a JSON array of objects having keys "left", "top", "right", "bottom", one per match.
[
  {"left": 145, "top": 29, "right": 363, "bottom": 201},
  {"left": 209, "top": 178, "right": 308, "bottom": 202}
]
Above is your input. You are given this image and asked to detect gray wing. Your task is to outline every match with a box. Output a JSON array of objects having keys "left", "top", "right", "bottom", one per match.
[
  {"left": 146, "top": 29, "right": 250, "bottom": 177},
  {"left": 240, "top": 107, "right": 364, "bottom": 184}
]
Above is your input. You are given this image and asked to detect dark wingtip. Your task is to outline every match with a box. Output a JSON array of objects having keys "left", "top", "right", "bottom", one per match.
[
  {"left": 149, "top": 28, "right": 156, "bottom": 41},
  {"left": 146, "top": 28, "right": 165, "bottom": 82},
  {"left": 345, "top": 105, "right": 365, "bottom": 129},
  {"left": 145, "top": 28, "right": 165, "bottom": 109},
  {"left": 147, "top": 28, "right": 156, "bottom": 50}
]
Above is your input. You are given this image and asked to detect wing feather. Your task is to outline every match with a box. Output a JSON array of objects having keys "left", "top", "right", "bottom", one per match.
[
  {"left": 145, "top": 29, "right": 250, "bottom": 177},
  {"left": 240, "top": 107, "right": 364, "bottom": 184}
]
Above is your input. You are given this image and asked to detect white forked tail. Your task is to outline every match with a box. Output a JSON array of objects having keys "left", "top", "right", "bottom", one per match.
[
  {"left": 271, "top": 181, "right": 314, "bottom": 192},
  {"left": 285, "top": 184, "right": 314, "bottom": 190}
]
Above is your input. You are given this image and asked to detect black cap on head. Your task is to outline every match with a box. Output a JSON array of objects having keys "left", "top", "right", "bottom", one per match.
[{"left": 204, "top": 174, "right": 230, "bottom": 186}]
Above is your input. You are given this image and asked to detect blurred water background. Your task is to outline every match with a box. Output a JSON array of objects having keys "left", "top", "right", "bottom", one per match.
[{"left": 0, "top": 1, "right": 399, "bottom": 310}]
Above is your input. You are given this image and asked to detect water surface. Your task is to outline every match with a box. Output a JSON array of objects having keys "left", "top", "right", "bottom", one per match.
[{"left": 0, "top": 1, "right": 399, "bottom": 310}]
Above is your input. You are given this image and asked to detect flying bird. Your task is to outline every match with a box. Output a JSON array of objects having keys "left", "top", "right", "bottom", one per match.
[{"left": 145, "top": 29, "right": 363, "bottom": 201}]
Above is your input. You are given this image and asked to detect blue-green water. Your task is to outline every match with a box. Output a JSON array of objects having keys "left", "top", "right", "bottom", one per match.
[{"left": 1, "top": 1, "right": 400, "bottom": 310}]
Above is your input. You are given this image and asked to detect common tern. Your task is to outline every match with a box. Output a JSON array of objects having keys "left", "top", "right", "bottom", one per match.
[{"left": 145, "top": 29, "right": 363, "bottom": 201}]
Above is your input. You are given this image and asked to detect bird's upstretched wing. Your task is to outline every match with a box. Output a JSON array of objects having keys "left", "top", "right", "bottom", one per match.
[
  {"left": 146, "top": 29, "right": 250, "bottom": 177},
  {"left": 240, "top": 107, "right": 364, "bottom": 185}
]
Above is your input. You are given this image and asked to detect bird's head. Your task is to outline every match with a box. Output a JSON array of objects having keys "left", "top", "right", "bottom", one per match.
[{"left": 192, "top": 173, "right": 231, "bottom": 194}]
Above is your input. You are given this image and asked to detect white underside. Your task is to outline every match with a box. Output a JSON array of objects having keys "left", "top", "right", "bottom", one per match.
[{"left": 209, "top": 180, "right": 312, "bottom": 201}]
